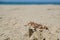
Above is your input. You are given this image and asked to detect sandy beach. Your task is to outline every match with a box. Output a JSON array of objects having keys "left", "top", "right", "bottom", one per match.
[{"left": 0, "top": 5, "right": 60, "bottom": 40}]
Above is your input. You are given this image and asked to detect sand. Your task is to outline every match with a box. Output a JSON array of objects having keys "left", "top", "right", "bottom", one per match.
[{"left": 0, "top": 5, "right": 60, "bottom": 40}]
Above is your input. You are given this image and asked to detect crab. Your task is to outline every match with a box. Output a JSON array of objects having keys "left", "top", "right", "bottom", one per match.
[{"left": 24, "top": 21, "right": 49, "bottom": 37}]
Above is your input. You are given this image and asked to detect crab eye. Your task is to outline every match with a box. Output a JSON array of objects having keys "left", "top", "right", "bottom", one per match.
[{"left": 43, "top": 38, "right": 45, "bottom": 40}]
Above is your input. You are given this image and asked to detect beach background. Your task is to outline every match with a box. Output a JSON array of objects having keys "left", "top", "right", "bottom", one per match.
[{"left": 0, "top": 5, "right": 60, "bottom": 40}]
